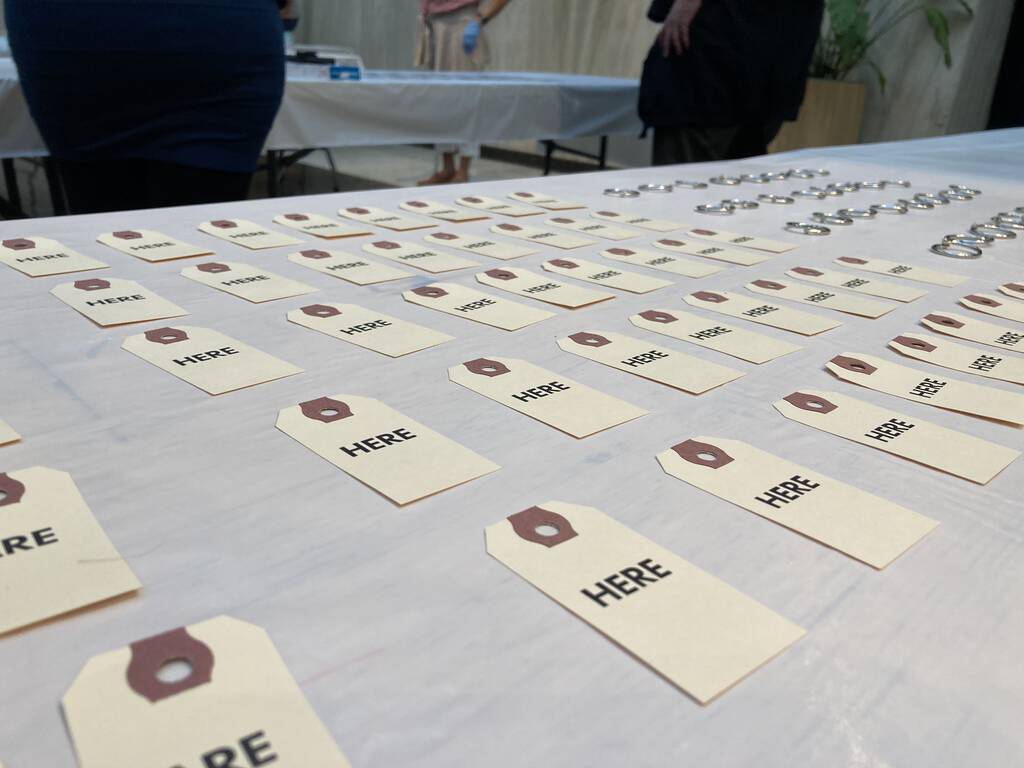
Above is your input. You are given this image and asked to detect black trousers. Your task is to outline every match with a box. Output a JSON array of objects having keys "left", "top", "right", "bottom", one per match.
[
  {"left": 652, "top": 122, "right": 784, "bottom": 166},
  {"left": 57, "top": 158, "right": 254, "bottom": 215}
]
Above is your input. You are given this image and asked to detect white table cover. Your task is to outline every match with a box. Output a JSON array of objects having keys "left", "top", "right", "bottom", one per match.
[
  {"left": 1, "top": 131, "right": 1022, "bottom": 766},
  {"left": 0, "top": 63, "right": 641, "bottom": 158}
]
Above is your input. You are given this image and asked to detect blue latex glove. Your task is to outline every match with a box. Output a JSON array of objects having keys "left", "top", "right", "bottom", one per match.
[{"left": 463, "top": 18, "right": 482, "bottom": 55}]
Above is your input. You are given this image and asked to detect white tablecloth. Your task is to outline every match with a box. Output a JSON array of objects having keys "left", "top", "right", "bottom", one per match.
[
  {"left": 0, "top": 63, "right": 641, "bottom": 159},
  {"left": 1, "top": 130, "right": 1022, "bottom": 767}
]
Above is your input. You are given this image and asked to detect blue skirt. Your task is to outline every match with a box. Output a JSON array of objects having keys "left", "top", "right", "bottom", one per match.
[{"left": 5, "top": 0, "right": 285, "bottom": 172}]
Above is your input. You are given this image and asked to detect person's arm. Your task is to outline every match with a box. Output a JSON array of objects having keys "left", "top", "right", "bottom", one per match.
[
  {"left": 658, "top": 0, "right": 702, "bottom": 56},
  {"left": 480, "top": 0, "right": 512, "bottom": 25}
]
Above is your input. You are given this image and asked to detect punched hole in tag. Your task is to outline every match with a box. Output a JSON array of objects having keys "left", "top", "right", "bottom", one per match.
[
  {"left": 697, "top": 451, "right": 718, "bottom": 462},
  {"left": 320, "top": 407, "right": 340, "bottom": 418},
  {"left": 156, "top": 657, "right": 194, "bottom": 685},
  {"left": 534, "top": 522, "right": 561, "bottom": 538},
  {"left": 0, "top": 489, "right": 6, "bottom": 503},
  {"left": 806, "top": 400, "right": 826, "bottom": 410}
]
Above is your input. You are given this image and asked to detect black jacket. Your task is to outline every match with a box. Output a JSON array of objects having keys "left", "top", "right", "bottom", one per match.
[{"left": 639, "top": 0, "right": 824, "bottom": 129}]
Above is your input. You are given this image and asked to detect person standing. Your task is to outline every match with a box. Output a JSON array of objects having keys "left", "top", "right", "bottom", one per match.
[
  {"left": 416, "top": 0, "right": 511, "bottom": 186},
  {"left": 639, "top": 0, "right": 823, "bottom": 165},
  {"left": 5, "top": 0, "right": 290, "bottom": 214}
]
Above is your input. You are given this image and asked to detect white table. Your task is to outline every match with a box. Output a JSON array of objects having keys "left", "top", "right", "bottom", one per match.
[
  {"left": 0, "top": 62, "right": 640, "bottom": 209},
  {"left": 1, "top": 131, "right": 1022, "bottom": 767}
]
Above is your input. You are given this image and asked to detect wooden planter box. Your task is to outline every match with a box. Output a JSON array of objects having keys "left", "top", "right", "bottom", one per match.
[{"left": 769, "top": 78, "right": 867, "bottom": 153}]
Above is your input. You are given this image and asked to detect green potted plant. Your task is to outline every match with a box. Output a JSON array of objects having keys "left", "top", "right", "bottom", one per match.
[{"left": 771, "top": 0, "right": 974, "bottom": 152}]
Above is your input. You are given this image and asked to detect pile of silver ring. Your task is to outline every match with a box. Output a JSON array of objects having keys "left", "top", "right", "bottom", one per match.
[{"left": 931, "top": 191, "right": 1024, "bottom": 259}]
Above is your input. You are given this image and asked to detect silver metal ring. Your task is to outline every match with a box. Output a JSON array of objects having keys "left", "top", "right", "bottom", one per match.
[
  {"left": 970, "top": 223, "right": 1016, "bottom": 240},
  {"left": 871, "top": 202, "right": 909, "bottom": 214},
  {"left": 813, "top": 169, "right": 831, "bottom": 177},
  {"left": 785, "top": 221, "right": 831, "bottom": 235},
  {"left": 943, "top": 234, "right": 990, "bottom": 248},
  {"left": 914, "top": 192, "right": 949, "bottom": 205},
  {"left": 858, "top": 181, "right": 885, "bottom": 190},
  {"left": 638, "top": 183, "right": 673, "bottom": 193},
  {"left": 793, "top": 188, "right": 826, "bottom": 199},
  {"left": 722, "top": 198, "right": 759, "bottom": 209},
  {"left": 758, "top": 193, "right": 794, "bottom": 204},
  {"left": 765, "top": 172, "right": 789, "bottom": 181},
  {"left": 709, "top": 175, "right": 742, "bottom": 186},
  {"left": 740, "top": 173, "right": 771, "bottom": 184},
  {"left": 930, "top": 243, "right": 982, "bottom": 259},
  {"left": 811, "top": 212, "right": 854, "bottom": 225},
  {"left": 695, "top": 203, "right": 734, "bottom": 215},
  {"left": 823, "top": 187, "right": 845, "bottom": 197},
  {"left": 949, "top": 184, "right": 981, "bottom": 195},
  {"left": 882, "top": 179, "right": 912, "bottom": 188},
  {"left": 898, "top": 198, "right": 934, "bottom": 210},
  {"left": 788, "top": 169, "right": 815, "bottom": 179},
  {"left": 1015, "top": 206, "right": 1024, "bottom": 215},
  {"left": 994, "top": 211, "right": 1024, "bottom": 222},
  {"left": 675, "top": 179, "right": 708, "bottom": 189},
  {"left": 992, "top": 215, "right": 1024, "bottom": 230},
  {"left": 944, "top": 189, "right": 973, "bottom": 201},
  {"left": 836, "top": 208, "right": 876, "bottom": 218},
  {"left": 604, "top": 187, "right": 640, "bottom": 198},
  {"left": 828, "top": 182, "right": 860, "bottom": 193}
]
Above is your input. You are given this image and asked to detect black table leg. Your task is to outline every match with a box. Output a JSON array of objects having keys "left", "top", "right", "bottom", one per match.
[{"left": 43, "top": 157, "right": 68, "bottom": 216}]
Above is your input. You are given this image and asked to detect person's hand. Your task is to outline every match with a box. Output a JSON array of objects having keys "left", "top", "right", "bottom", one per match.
[
  {"left": 659, "top": 0, "right": 702, "bottom": 57},
  {"left": 464, "top": 18, "right": 482, "bottom": 54}
]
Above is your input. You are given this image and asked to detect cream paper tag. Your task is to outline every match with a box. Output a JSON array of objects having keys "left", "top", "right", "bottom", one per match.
[
  {"left": 960, "top": 293, "right": 1024, "bottom": 323},
  {"left": 543, "top": 257, "right": 673, "bottom": 294},
  {"left": 51, "top": 277, "right": 187, "bottom": 327},
  {"left": 182, "top": 261, "right": 316, "bottom": 303},
  {"left": 507, "top": 191, "right": 584, "bottom": 210},
  {"left": 557, "top": 330, "right": 743, "bottom": 394},
  {"left": 425, "top": 231, "right": 538, "bottom": 260},
  {"left": 826, "top": 353, "right": 1024, "bottom": 427},
  {"left": 747, "top": 279, "right": 895, "bottom": 319},
  {"left": 403, "top": 283, "right": 554, "bottom": 330},
  {"left": 652, "top": 237, "right": 771, "bottom": 266},
  {"left": 0, "top": 236, "right": 107, "bottom": 277},
  {"left": 889, "top": 332, "right": 1024, "bottom": 386},
  {"left": 97, "top": 229, "right": 212, "bottom": 262},
  {"left": 287, "top": 248, "right": 412, "bottom": 285},
  {"left": 545, "top": 216, "right": 638, "bottom": 241},
  {"left": 774, "top": 389, "right": 1020, "bottom": 484},
  {"left": 0, "top": 467, "right": 140, "bottom": 635},
  {"left": 601, "top": 246, "right": 723, "bottom": 279},
  {"left": 449, "top": 356, "right": 646, "bottom": 437},
  {"left": 630, "top": 309, "right": 801, "bottom": 364},
  {"left": 455, "top": 194, "right": 541, "bottom": 217},
  {"left": 400, "top": 199, "right": 488, "bottom": 222},
  {"left": 123, "top": 326, "right": 302, "bottom": 395},
  {"left": 591, "top": 209, "right": 682, "bottom": 232},
  {"left": 485, "top": 501, "right": 805, "bottom": 704},
  {"left": 273, "top": 212, "right": 372, "bottom": 239},
  {"left": 835, "top": 256, "right": 966, "bottom": 287},
  {"left": 687, "top": 227, "right": 794, "bottom": 254},
  {"left": 338, "top": 205, "right": 434, "bottom": 231},
  {"left": 0, "top": 419, "right": 19, "bottom": 447},
  {"left": 63, "top": 616, "right": 350, "bottom": 768},
  {"left": 362, "top": 239, "right": 477, "bottom": 273},
  {"left": 288, "top": 302, "right": 453, "bottom": 357},
  {"left": 198, "top": 218, "right": 303, "bottom": 250},
  {"left": 787, "top": 266, "right": 927, "bottom": 303},
  {"left": 490, "top": 222, "right": 595, "bottom": 250},
  {"left": 997, "top": 282, "right": 1024, "bottom": 301},
  {"left": 922, "top": 311, "right": 1024, "bottom": 354},
  {"left": 658, "top": 437, "right": 937, "bottom": 568},
  {"left": 477, "top": 266, "right": 614, "bottom": 309},
  {"left": 277, "top": 394, "right": 499, "bottom": 505},
  {"left": 684, "top": 290, "right": 841, "bottom": 336}
]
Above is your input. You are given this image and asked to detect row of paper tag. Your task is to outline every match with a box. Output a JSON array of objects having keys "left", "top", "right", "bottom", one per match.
[{"left": 0, "top": 432, "right": 946, "bottom": 758}]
